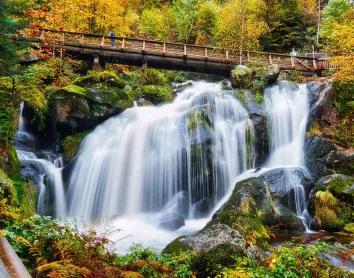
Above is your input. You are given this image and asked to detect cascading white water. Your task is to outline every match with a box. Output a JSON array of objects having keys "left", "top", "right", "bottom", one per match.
[
  {"left": 265, "top": 82, "right": 309, "bottom": 168},
  {"left": 14, "top": 102, "right": 66, "bottom": 218},
  {"left": 264, "top": 81, "right": 311, "bottom": 230},
  {"left": 18, "top": 101, "right": 25, "bottom": 133},
  {"left": 67, "top": 81, "right": 254, "bottom": 220}
]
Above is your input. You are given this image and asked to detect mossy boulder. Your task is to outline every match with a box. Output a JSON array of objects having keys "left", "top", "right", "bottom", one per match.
[
  {"left": 164, "top": 224, "right": 260, "bottom": 277},
  {"left": 209, "top": 168, "right": 308, "bottom": 239},
  {"left": 48, "top": 74, "right": 132, "bottom": 136},
  {"left": 61, "top": 131, "right": 90, "bottom": 162},
  {"left": 230, "top": 65, "right": 253, "bottom": 88},
  {"left": 308, "top": 175, "right": 354, "bottom": 232},
  {"left": 141, "top": 85, "right": 173, "bottom": 104}
]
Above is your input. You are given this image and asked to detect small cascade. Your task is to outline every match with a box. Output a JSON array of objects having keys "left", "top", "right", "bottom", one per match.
[
  {"left": 265, "top": 82, "right": 309, "bottom": 168},
  {"left": 18, "top": 101, "right": 25, "bottom": 133},
  {"left": 133, "top": 101, "right": 138, "bottom": 107},
  {"left": 13, "top": 102, "right": 66, "bottom": 218},
  {"left": 264, "top": 81, "right": 311, "bottom": 230},
  {"left": 67, "top": 81, "right": 254, "bottom": 220}
]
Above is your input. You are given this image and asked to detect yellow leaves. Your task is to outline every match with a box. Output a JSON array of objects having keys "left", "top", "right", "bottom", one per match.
[
  {"left": 333, "top": 55, "right": 354, "bottom": 82},
  {"left": 216, "top": 0, "right": 269, "bottom": 49}
]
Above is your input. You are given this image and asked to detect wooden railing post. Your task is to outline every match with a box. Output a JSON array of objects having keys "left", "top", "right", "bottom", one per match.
[
  {"left": 247, "top": 52, "right": 250, "bottom": 62},
  {"left": 122, "top": 38, "right": 125, "bottom": 49},
  {"left": 269, "top": 54, "right": 273, "bottom": 65},
  {"left": 80, "top": 35, "right": 84, "bottom": 46},
  {"left": 204, "top": 48, "right": 208, "bottom": 58},
  {"left": 142, "top": 40, "right": 146, "bottom": 51},
  {"left": 291, "top": 56, "right": 295, "bottom": 68},
  {"left": 184, "top": 45, "right": 187, "bottom": 56},
  {"left": 226, "top": 50, "right": 229, "bottom": 60},
  {"left": 313, "top": 59, "right": 318, "bottom": 70},
  {"left": 100, "top": 36, "right": 105, "bottom": 48},
  {"left": 163, "top": 43, "right": 166, "bottom": 54}
]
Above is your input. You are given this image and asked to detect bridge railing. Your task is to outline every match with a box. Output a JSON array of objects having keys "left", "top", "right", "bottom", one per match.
[{"left": 25, "top": 29, "right": 338, "bottom": 72}]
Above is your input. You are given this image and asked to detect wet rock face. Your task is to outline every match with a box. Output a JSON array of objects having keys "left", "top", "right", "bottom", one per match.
[
  {"left": 251, "top": 114, "right": 269, "bottom": 167},
  {"left": 260, "top": 167, "right": 315, "bottom": 204},
  {"left": 192, "top": 198, "right": 211, "bottom": 219},
  {"left": 307, "top": 81, "right": 336, "bottom": 126},
  {"left": 158, "top": 212, "right": 185, "bottom": 231},
  {"left": 305, "top": 136, "right": 354, "bottom": 181}
]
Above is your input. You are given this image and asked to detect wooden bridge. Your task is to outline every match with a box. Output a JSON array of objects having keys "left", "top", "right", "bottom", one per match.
[{"left": 21, "top": 29, "right": 339, "bottom": 76}]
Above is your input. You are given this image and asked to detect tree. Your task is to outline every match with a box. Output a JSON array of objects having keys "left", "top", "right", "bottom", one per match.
[
  {"left": 0, "top": 0, "right": 28, "bottom": 75},
  {"left": 216, "top": 0, "right": 268, "bottom": 52},
  {"left": 194, "top": 1, "right": 221, "bottom": 45},
  {"left": 171, "top": 0, "right": 199, "bottom": 43}
]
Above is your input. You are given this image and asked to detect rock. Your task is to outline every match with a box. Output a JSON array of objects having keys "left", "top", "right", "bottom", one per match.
[
  {"left": 162, "top": 191, "right": 189, "bottom": 217},
  {"left": 304, "top": 136, "right": 336, "bottom": 181},
  {"left": 307, "top": 176, "right": 354, "bottom": 232},
  {"left": 158, "top": 212, "right": 185, "bottom": 231},
  {"left": 182, "top": 224, "right": 244, "bottom": 253},
  {"left": 220, "top": 79, "right": 233, "bottom": 90},
  {"left": 48, "top": 73, "right": 132, "bottom": 137},
  {"left": 259, "top": 167, "right": 314, "bottom": 209},
  {"left": 326, "top": 150, "right": 354, "bottom": 177},
  {"left": 163, "top": 224, "right": 261, "bottom": 278},
  {"left": 20, "top": 159, "right": 47, "bottom": 189},
  {"left": 242, "top": 91, "right": 263, "bottom": 116},
  {"left": 172, "top": 80, "right": 193, "bottom": 93},
  {"left": 192, "top": 198, "right": 211, "bottom": 219},
  {"left": 230, "top": 65, "right": 253, "bottom": 88},
  {"left": 251, "top": 115, "right": 269, "bottom": 167},
  {"left": 263, "top": 64, "right": 280, "bottom": 84},
  {"left": 306, "top": 80, "right": 336, "bottom": 126}
]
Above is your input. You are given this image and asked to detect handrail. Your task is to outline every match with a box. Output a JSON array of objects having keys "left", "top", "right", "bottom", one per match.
[{"left": 32, "top": 28, "right": 319, "bottom": 61}]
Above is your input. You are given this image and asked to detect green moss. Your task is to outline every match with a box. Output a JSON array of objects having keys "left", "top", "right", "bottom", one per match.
[
  {"left": 11, "top": 173, "right": 37, "bottom": 217},
  {"left": 343, "top": 223, "right": 354, "bottom": 233},
  {"left": 190, "top": 244, "right": 244, "bottom": 277},
  {"left": 162, "top": 237, "right": 189, "bottom": 254},
  {"left": 56, "top": 85, "right": 88, "bottom": 97},
  {"left": 142, "top": 85, "right": 173, "bottom": 104},
  {"left": 188, "top": 110, "right": 209, "bottom": 132},
  {"left": 62, "top": 131, "right": 90, "bottom": 162},
  {"left": 0, "top": 168, "right": 17, "bottom": 206},
  {"left": 328, "top": 176, "right": 352, "bottom": 198}
]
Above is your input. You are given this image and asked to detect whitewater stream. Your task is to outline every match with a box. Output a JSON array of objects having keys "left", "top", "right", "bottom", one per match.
[{"left": 15, "top": 80, "right": 312, "bottom": 253}]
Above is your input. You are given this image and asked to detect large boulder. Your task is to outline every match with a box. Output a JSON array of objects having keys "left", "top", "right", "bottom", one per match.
[
  {"left": 259, "top": 167, "right": 315, "bottom": 207},
  {"left": 208, "top": 168, "right": 311, "bottom": 237},
  {"left": 230, "top": 65, "right": 253, "bottom": 88},
  {"left": 162, "top": 191, "right": 189, "bottom": 217},
  {"left": 158, "top": 212, "right": 185, "bottom": 231},
  {"left": 192, "top": 198, "right": 211, "bottom": 219},
  {"left": 305, "top": 136, "right": 354, "bottom": 181},
  {"left": 263, "top": 64, "right": 280, "bottom": 84},
  {"left": 163, "top": 224, "right": 260, "bottom": 277},
  {"left": 48, "top": 72, "right": 132, "bottom": 137},
  {"left": 308, "top": 175, "right": 354, "bottom": 232}
]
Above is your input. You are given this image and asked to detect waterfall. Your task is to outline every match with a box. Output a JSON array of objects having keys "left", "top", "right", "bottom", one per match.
[
  {"left": 265, "top": 82, "right": 309, "bottom": 168},
  {"left": 67, "top": 81, "right": 254, "bottom": 220},
  {"left": 14, "top": 102, "right": 66, "bottom": 218},
  {"left": 18, "top": 101, "right": 25, "bottom": 133},
  {"left": 264, "top": 81, "right": 311, "bottom": 230}
]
